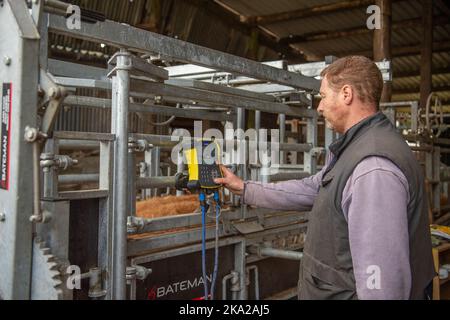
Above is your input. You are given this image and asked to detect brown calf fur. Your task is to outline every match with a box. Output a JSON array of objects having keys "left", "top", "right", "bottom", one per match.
[{"left": 135, "top": 194, "right": 200, "bottom": 219}]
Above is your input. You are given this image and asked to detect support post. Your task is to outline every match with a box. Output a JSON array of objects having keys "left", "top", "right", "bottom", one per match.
[
  {"left": 109, "top": 49, "right": 131, "bottom": 300},
  {"left": 373, "top": 0, "right": 392, "bottom": 103},
  {"left": 420, "top": 0, "right": 433, "bottom": 109},
  {"left": 0, "top": 0, "right": 40, "bottom": 299}
]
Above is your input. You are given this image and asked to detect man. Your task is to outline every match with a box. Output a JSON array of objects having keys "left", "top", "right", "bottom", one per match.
[{"left": 214, "top": 56, "right": 436, "bottom": 300}]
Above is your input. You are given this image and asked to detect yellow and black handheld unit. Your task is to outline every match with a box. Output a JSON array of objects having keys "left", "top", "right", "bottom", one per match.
[
  {"left": 175, "top": 139, "right": 223, "bottom": 299},
  {"left": 183, "top": 139, "right": 223, "bottom": 191}
]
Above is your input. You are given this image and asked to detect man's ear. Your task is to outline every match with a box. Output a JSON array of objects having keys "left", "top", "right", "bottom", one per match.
[{"left": 341, "top": 85, "right": 353, "bottom": 105}]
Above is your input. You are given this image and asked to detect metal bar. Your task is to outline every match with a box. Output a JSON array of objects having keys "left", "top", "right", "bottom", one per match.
[
  {"left": 411, "top": 101, "right": 419, "bottom": 133},
  {"left": 127, "top": 223, "right": 232, "bottom": 256},
  {"left": 249, "top": 246, "right": 303, "bottom": 260},
  {"left": 58, "top": 139, "right": 100, "bottom": 150},
  {"left": 129, "top": 133, "right": 312, "bottom": 152},
  {"left": 38, "top": 11, "right": 48, "bottom": 70},
  {"left": 110, "top": 50, "right": 130, "bottom": 300},
  {"left": 150, "top": 147, "right": 161, "bottom": 196},
  {"left": 45, "top": 0, "right": 70, "bottom": 11},
  {"left": 128, "top": 221, "right": 306, "bottom": 257},
  {"left": 63, "top": 95, "right": 234, "bottom": 122},
  {"left": 304, "top": 113, "right": 318, "bottom": 174},
  {"left": 140, "top": 148, "right": 151, "bottom": 199},
  {"left": 47, "top": 15, "right": 320, "bottom": 91},
  {"left": 31, "top": 141, "right": 44, "bottom": 222},
  {"left": 246, "top": 265, "right": 260, "bottom": 300},
  {"left": 53, "top": 131, "right": 114, "bottom": 141},
  {"left": 109, "top": 52, "right": 169, "bottom": 81},
  {"left": 128, "top": 150, "right": 137, "bottom": 216},
  {"left": 234, "top": 240, "right": 247, "bottom": 300},
  {"left": 380, "top": 101, "right": 419, "bottom": 108},
  {"left": 279, "top": 114, "right": 286, "bottom": 164},
  {"left": 136, "top": 176, "right": 175, "bottom": 189},
  {"left": 55, "top": 76, "right": 314, "bottom": 117},
  {"left": 254, "top": 110, "right": 262, "bottom": 182},
  {"left": 131, "top": 80, "right": 316, "bottom": 118},
  {"left": 130, "top": 102, "right": 234, "bottom": 122},
  {"left": 57, "top": 189, "right": 109, "bottom": 200},
  {"left": 176, "top": 150, "right": 184, "bottom": 197},
  {"left": 130, "top": 236, "right": 243, "bottom": 265},
  {"left": 58, "top": 174, "right": 99, "bottom": 184},
  {"left": 53, "top": 76, "right": 112, "bottom": 90},
  {"left": 165, "top": 166, "right": 171, "bottom": 195},
  {"left": 236, "top": 107, "right": 247, "bottom": 220},
  {"left": 43, "top": 6, "right": 67, "bottom": 18},
  {"left": 236, "top": 83, "right": 296, "bottom": 93},
  {"left": 165, "top": 60, "right": 286, "bottom": 77},
  {"left": 165, "top": 79, "right": 277, "bottom": 102},
  {"left": 98, "top": 141, "right": 113, "bottom": 299},
  {"left": 42, "top": 138, "right": 59, "bottom": 199},
  {"left": 255, "top": 111, "right": 261, "bottom": 134},
  {"left": 132, "top": 208, "right": 307, "bottom": 236},
  {"left": 48, "top": 59, "right": 107, "bottom": 80}
]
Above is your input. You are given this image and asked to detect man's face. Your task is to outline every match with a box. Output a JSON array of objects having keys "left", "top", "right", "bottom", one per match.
[{"left": 317, "top": 76, "right": 348, "bottom": 134}]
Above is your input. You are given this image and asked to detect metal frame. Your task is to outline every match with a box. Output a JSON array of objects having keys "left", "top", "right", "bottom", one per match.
[
  {"left": 1, "top": 3, "right": 328, "bottom": 300},
  {"left": 381, "top": 100, "right": 450, "bottom": 223},
  {"left": 0, "top": 0, "right": 40, "bottom": 299}
]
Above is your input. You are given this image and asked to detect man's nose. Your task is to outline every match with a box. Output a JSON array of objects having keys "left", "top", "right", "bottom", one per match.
[{"left": 317, "top": 101, "right": 323, "bottom": 114}]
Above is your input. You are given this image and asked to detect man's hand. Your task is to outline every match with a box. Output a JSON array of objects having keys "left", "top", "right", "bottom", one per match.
[{"left": 214, "top": 165, "right": 244, "bottom": 195}]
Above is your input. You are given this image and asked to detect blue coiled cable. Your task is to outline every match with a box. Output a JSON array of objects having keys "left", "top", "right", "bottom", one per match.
[
  {"left": 210, "top": 190, "right": 220, "bottom": 299},
  {"left": 199, "top": 191, "right": 208, "bottom": 300}
]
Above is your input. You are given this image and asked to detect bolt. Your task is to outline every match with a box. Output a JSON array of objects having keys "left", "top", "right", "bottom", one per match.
[
  {"left": 48, "top": 87, "right": 60, "bottom": 99},
  {"left": 25, "top": 131, "right": 34, "bottom": 141},
  {"left": 0, "top": 212, "right": 5, "bottom": 222},
  {"left": 4, "top": 56, "right": 11, "bottom": 66},
  {"left": 24, "top": 126, "right": 38, "bottom": 142}
]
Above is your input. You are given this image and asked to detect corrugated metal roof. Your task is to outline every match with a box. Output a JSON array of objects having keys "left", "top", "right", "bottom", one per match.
[
  {"left": 50, "top": 0, "right": 450, "bottom": 108},
  {"left": 263, "top": 9, "right": 369, "bottom": 37},
  {"left": 50, "top": 0, "right": 280, "bottom": 65},
  {"left": 218, "top": 0, "right": 336, "bottom": 17},
  {"left": 216, "top": 0, "right": 450, "bottom": 106}
]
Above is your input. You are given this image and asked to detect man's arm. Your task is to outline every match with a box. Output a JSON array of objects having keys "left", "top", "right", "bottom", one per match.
[
  {"left": 241, "top": 173, "right": 322, "bottom": 211},
  {"left": 215, "top": 153, "right": 332, "bottom": 211},
  {"left": 343, "top": 156, "right": 412, "bottom": 299}
]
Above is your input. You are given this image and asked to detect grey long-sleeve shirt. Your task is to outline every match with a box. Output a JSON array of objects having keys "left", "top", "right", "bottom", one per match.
[{"left": 242, "top": 154, "right": 411, "bottom": 300}]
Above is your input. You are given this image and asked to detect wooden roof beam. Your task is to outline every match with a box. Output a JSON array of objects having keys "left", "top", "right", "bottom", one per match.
[
  {"left": 279, "top": 15, "right": 449, "bottom": 45},
  {"left": 246, "top": 0, "right": 376, "bottom": 25},
  {"left": 393, "top": 85, "right": 450, "bottom": 94},
  {"left": 336, "top": 40, "right": 450, "bottom": 58},
  {"left": 188, "top": 0, "right": 306, "bottom": 60},
  {"left": 395, "top": 67, "right": 450, "bottom": 78}
]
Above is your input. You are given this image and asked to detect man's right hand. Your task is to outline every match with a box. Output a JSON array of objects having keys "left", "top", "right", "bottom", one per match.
[{"left": 214, "top": 165, "right": 244, "bottom": 195}]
